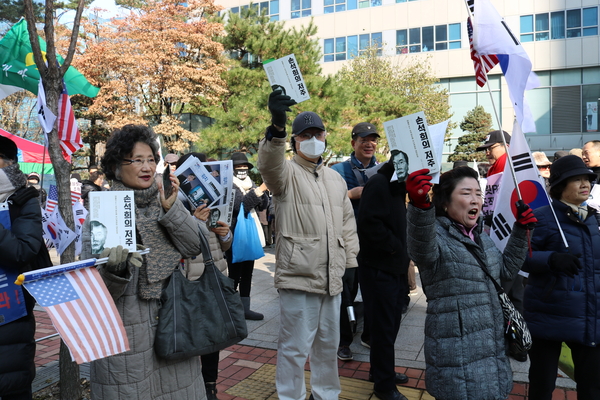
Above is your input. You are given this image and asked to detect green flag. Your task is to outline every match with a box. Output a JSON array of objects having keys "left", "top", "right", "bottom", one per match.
[{"left": 0, "top": 19, "right": 100, "bottom": 100}]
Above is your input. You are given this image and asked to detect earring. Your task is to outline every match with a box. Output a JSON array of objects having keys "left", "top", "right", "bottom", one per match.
[{"left": 444, "top": 207, "right": 447, "bottom": 212}]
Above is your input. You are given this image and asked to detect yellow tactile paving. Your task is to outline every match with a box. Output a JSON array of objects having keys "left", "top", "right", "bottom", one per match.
[{"left": 225, "top": 364, "right": 432, "bottom": 400}]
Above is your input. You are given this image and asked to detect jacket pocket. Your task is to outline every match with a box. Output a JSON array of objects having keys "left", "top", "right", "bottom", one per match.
[{"left": 279, "top": 235, "right": 323, "bottom": 277}]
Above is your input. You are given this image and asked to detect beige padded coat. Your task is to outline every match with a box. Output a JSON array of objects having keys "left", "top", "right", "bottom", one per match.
[{"left": 257, "top": 135, "right": 359, "bottom": 296}]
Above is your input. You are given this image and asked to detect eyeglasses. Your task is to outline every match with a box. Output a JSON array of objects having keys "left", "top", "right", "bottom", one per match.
[
  {"left": 538, "top": 165, "right": 551, "bottom": 170},
  {"left": 357, "top": 137, "right": 378, "bottom": 145},
  {"left": 295, "top": 131, "right": 326, "bottom": 141},
  {"left": 485, "top": 144, "right": 502, "bottom": 152},
  {"left": 122, "top": 158, "right": 157, "bottom": 167}
]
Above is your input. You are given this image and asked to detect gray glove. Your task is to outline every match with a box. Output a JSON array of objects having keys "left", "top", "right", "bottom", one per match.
[
  {"left": 101, "top": 246, "right": 129, "bottom": 275},
  {"left": 127, "top": 244, "right": 145, "bottom": 269}
]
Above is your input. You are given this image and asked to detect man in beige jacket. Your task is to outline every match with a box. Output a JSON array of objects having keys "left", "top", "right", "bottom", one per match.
[{"left": 258, "top": 87, "right": 359, "bottom": 400}]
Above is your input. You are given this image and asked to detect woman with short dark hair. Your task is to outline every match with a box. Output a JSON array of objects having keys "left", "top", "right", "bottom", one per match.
[
  {"left": 82, "top": 124, "right": 208, "bottom": 399},
  {"left": 406, "top": 167, "right": 535, "bottom": 400},
  {"left": 523, "top": 155, "right": 600, "bottom": 399}
]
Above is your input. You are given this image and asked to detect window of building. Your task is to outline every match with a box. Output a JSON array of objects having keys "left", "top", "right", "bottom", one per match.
[
  {"left": 229, "top": 1, "right": 279, "bottom": 20},
  {"left": 291, "top": 0, "right": 311, "bottom": 18},
  {"left": 358, "top": 0, "right": 381, "bottom": 8},
  {"left": 324, "top": 0, "right": 357, "bottom": 13},
  {"left": 395, "top": 0, "right": 419, "bottom": 2},
  {"left": 396, "top": 23, "right": 460, "bottom": 54},
  {"left": 323, "top": 33, "right": 383, "bottom": 62},
  {"left": 521, "top": 7, "right": 598, "bottom": 42}
]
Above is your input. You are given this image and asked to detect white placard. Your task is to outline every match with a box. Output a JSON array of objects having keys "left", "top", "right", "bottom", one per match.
[
  {"left": 263, "top": 54, "right": 310, "bottom": 104},
  {"left": 174, "top": 156, "right": 224, "bottom": 210},
  {"left": 89, "top": 191, "right": 136, "bottom": 252},
  {"left": 383, "top": 111, "right": 440, "bottom": 182}
]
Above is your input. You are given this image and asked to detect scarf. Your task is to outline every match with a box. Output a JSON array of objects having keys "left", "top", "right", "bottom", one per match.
[
  {"left": 110, "top": 180, "right": 181, "bottom": 299},
  {"left": 560, "top": 199, "right": 588, "bottom": 221},
  {"left": 0, "top": 163, "right": 27, "bottom": 202},
  {"left": 233, "top": 175, "right": 254, "bottom": 194}
]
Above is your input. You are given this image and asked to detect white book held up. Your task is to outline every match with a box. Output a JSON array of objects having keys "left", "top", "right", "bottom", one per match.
[
  {"left": 383, "top": 111, "right": 440, "bottom": 182},
  {"left": 89, "top": 191, "right": 137, "bottom": 253},
  {"left": 263, "top": 54, "right": 310, "bottom": 104}
]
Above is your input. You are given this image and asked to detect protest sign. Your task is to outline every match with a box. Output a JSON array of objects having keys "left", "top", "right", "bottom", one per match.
[
  {"left": 201, "top": 160, "right": 235, "bottom": 226},
  {"left": 263, "top": 54, "right": 310, "bottom": 104},
  {"left": 383, "top": 111, "right": 440, "bottom": 182},
  {"left": 175, "top": 156, "right": 224, "bottom": 210},
  {"left": 89, "top": 191, "right": 136, "bottom": 252}
]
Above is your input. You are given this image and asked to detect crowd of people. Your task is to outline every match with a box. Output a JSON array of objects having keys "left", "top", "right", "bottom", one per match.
[{"left": 1, "top": 89, "right": 599, "bottom": 400}]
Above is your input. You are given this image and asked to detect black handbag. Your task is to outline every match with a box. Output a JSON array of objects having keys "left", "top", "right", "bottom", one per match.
[
  {"left": 469, "top": 249, "right": 532, "bottom": 354},
  {"left": 154, "top": 229, "right": 248, "bottom": 360}
]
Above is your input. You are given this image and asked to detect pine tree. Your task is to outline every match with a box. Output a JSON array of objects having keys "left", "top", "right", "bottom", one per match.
[{"left": 448, "top": 105, "right": 493, "bottom": 162}]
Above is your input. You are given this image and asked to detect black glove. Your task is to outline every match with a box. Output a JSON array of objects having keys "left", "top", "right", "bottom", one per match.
[
  {"left": 515, "top": 200, "right": 537, "bottom": 230},
  {"left": 549, "top": 252, "right": 582, "bottom": 277},
  {"left": 268, "top": 85, "right": 296, "bottom": 129}
]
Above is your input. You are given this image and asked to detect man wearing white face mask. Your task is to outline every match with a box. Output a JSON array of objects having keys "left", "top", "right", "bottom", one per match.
[{"left": 258, "top": 87, "right": 359, "bottom": 400}]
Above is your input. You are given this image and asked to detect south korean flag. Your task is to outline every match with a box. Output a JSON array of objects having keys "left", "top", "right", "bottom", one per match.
[{"left": 490, "top": 120, "right": 550, "bottom": 252}]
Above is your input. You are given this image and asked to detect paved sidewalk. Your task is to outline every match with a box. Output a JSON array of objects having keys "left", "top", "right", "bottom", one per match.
[{"left": 34, "top": 247, "right": 577, "bottom": 399}]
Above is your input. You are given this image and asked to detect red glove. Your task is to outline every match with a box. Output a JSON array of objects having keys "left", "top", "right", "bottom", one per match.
[
  {"left": 406, "top": 169, "right": 432, "bottom": 209},
  {"left": 515, "top": 200, "right": 537, "bottom": 229}
]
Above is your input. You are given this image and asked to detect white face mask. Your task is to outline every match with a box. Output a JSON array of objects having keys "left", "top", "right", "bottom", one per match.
[{"left": 298, "top": 136, "right": 326, "bottom": 159}]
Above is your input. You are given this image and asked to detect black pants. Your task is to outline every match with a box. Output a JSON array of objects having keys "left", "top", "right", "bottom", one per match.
[
  {"left": 339, "top": 267, "right": 359, "bottom": 347},
  {"left": 528, "top": 336, "right": 600, "bottom": 400},
  {"left": 359, "top": 266, "right": 407, "bottom": 392},
  {"left": 201, "top": 351, "right": 220, "bottom": 383},
  {"left": 226, "top": 256, "right": 255, "bottom": 298}
]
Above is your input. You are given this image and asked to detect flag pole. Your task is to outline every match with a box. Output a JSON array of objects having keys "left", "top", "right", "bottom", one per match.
[{"left": 465, "top": 0, "right": 523, "bottom": 201}]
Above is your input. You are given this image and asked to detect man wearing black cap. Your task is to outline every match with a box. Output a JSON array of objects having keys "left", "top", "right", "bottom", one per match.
[
  {"left": 259, "top": 87, "right": 359, "bottom": 400},
  {"left": 0, "top": 136, "right": 48, "bottom": 400},
  {"left": 476, "top": 130, "right": 511, "bottom": 177},
  {"left": 330, "top": 122, "right": 381, "bottom": 361}
]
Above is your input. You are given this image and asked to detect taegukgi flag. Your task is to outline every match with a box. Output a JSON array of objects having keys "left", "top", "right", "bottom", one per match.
[
  {"left": 472, "top": 0, "right": 539, "bottom": 133},
  {"left": 490, "top": 120, "right": 550, "bottom": 251}
]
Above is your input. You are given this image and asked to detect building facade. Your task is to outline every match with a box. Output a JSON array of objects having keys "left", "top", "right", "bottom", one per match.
[{"left": 219, "top": 0, "right": 600, "bottom": 158}]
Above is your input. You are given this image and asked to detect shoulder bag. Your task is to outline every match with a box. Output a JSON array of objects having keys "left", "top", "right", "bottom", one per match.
[
  {"left": 469, "top": 248, "right": 532, "bottom": 354},
  {"left": 154, "top": 228, "right": 248, "bottom": 360}
]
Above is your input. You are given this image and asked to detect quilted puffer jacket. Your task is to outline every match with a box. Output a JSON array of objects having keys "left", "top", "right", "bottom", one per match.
[{"left": 407, "top": 205, "right": 529, "bottom": 400}]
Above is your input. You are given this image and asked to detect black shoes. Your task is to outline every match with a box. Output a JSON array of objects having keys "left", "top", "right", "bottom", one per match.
[
  {"left": 205, "top": 382, "right": 218, "bottom": 400},
  {"left": 360, "top": 339, "right": 371, "bottom": 349},
  {"left": 373, "top": 389, "right": 408, "bottom": 400},
  {"left": 369, "top": 372, "right": 409, "bottom": 384},
  {"left": 337, "top": 345, "right": 353, "bottom": 361}
]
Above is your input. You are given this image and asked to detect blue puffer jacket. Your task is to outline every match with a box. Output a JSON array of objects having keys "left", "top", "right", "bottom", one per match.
[{"left": 523, "top": 201, "right": 600, "bottom": 346}]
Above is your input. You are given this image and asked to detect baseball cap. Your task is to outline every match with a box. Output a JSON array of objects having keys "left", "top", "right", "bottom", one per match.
[
  {"left": 476, "top": 130, "right": 511, "bottom": 151},
  {"left": 292, "top": 112, "right": 325, "bottom": 136},
  {"left": 351, "top": 122, "right": 379, "bottom": 139}
]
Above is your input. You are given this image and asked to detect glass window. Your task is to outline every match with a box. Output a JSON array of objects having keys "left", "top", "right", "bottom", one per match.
[
  {"left": 583, "top": 7, "right": 598, "bottom": 36},
  {"left": 567, "top": 9, "right": 582, "bottom": 37},
  {"left": 550, "top": 11, "right": 565, "bottom": 39},
  {"left": 520, "top": 15, "right": 533, "bottom": 42},
  {"left": 435, "top": 25, "right": 448, "bottom": 50},
  {"left": 582, "top": 84, "right": 600, "bottom": 132},
  {"left": 336, "top": 0, "right": 346, "bottom": 12},
  {"left": 359, "top": 33, "right": 370, "bottom": 55},
  {"left": 535, "top": 13, "right": 549, "bottom": 40},
  {"left": 270, "top": 0, "right": 279, "bottom": 20},
  {"left": 449, "top": 23, "right": 461, "bottom": 49},
  {"left": 335, "top": 37, "right": 346, "bottom": 61},
  {"left": 348, "top": 0, "right": 357, "bottom": 10},
  {"left": 231, "top": 6, "right": 239, "bottom": 14},
  {"left": 347, "top": 35, "right": 358, "bottom": 59},
  {"left": 525, "top": 88, "right": 550, "bottom": 134},
  {"left": 422, "top": 26, "right": 434, "bottom": 52},
  {"left": 396, "top": 29, "right": 408, "bottom": 54},
  {"left": 324, "top": 38, "right": 334, "bottom": 62},
  {"left": 291, "top": 0, "right": 311, "bottom": 18},
  {"left": 409, "top": 27, "right": 421, "bottom": 53},
  {"left": 583, "top": 67, "right": 600, "bottom": 84},
  {"left": 551, "top": 69, "right": 582, "bottom": 86},
  {"left": 324, "top": 0, "right": 334, "bottom": 13},
  {"left": 359, "top": 0, "right": 369, "bottom": 8}
]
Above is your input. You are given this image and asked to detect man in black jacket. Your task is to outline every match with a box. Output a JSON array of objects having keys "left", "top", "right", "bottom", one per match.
[
  {"left": 356, "top": 159, "right": 409, "bottom": 400},
  {"left": 0, "top": 136, "right": 47, "bottom": 400}
]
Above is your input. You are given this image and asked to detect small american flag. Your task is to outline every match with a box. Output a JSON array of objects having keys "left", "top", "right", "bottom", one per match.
[
  {"left": 58, "top": 82, "right": 83, "bottom": 157},
  {"left": 467, "top": 17, "right": 499, "bottom": 87},
  {"left": 23, "top": 266, "right": 129, "bottom": 364},
  {"left": 45, "top": 185, "right": 82, "bottom": 213},
  {"left": 45, "top": 185, "right": 59, "bottom": 213}
]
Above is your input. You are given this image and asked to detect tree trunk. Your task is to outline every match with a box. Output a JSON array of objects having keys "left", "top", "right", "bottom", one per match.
[{"left": 59, "top": 341, "right": 81, "bottom": 399}]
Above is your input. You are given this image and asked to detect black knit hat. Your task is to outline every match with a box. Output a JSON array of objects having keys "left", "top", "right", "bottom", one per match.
[
  {"left": 0, "top": 136, "right": 18, "bottom": 162},
  {"left": 231, "top": 152, "right": 254, "bottom": 169},
  {"left": 549, "top": 155, "right": 596, "bottom": 187}
]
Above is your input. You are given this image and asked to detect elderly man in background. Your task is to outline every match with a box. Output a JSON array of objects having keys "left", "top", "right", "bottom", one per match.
[{"left": 582, "top": 140, "right": 600, "bottom": 211}]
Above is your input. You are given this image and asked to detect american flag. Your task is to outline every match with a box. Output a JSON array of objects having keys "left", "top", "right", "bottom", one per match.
[
  {"left": 58, "top": 82, "right": 83, "bottom": 157},
  {"left": 23, "top": 266, "right": 129, "bottom": 364},
  {"left": 45, "top": 185, "right": 82, "bottom": 213},
  {"left": 467, "top": 17, "right": 499, "bottom": 87}
]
